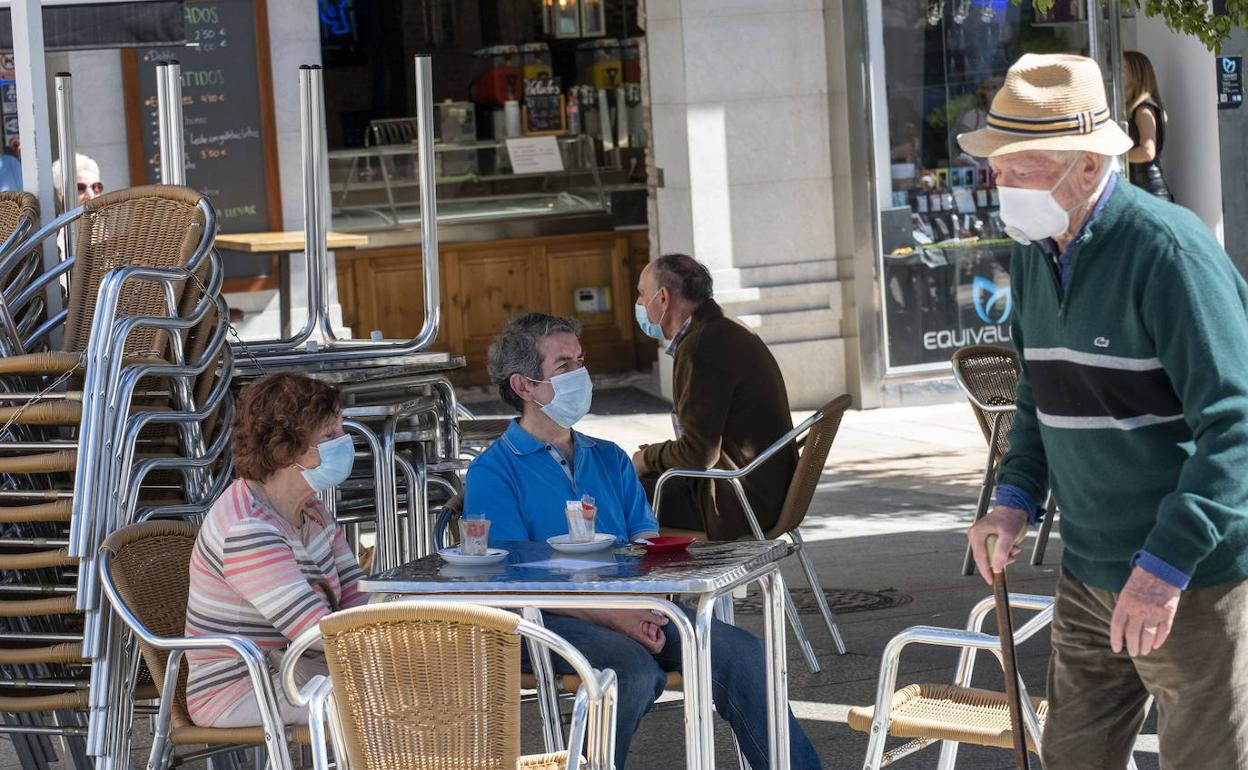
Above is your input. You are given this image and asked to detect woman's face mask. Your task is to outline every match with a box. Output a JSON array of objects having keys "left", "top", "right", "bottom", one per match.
[
  {"left": 528, "top": 367, "right": 593, "bottom": 428},
  {"left": 297, "top": 433, "right": 355, "bottom": 493}
]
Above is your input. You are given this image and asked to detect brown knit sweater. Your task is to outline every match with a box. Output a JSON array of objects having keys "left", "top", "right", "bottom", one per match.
[{"left": 639, "top": 300, "right": 797, "bottom": 540}]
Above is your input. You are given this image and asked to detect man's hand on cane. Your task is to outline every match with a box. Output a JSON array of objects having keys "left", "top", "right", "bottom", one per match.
[
  {"left": 968, "top": 505, "right": 1029, "bottom": 585},
  {"left": 1110, "top": 567, "right": 1180, "bottom": 657}
]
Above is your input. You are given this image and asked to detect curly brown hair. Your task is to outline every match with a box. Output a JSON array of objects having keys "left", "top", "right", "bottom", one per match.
[{"left": 232, "top": 372, "right": 342, "bottom": 482}]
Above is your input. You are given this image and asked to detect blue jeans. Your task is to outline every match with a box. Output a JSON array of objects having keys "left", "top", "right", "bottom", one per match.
[{"left": 523, "top": 607, "right": 822, "bottom": 770}]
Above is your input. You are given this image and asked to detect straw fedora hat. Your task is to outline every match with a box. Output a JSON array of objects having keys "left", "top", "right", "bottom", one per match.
[{"left": 958, "top": 53, "right": 1132, "bottom": 158}]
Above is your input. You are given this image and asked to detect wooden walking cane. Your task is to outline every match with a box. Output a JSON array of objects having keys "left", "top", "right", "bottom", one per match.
[{"left": 986, "top": 533, "right": 1031, "bottom": 770}]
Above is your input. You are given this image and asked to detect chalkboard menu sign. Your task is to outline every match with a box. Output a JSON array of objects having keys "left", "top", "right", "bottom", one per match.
[
  {"left": 124, "top": 0, "right": 280, "bottom": 234},
  {"left": 523, "top": 77, "right": 566, "bottom": 136}
]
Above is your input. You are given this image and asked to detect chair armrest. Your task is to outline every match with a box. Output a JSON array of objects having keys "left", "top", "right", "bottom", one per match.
[
  {"left": 518, "top": 618, "right": 618, "bottom": 770},
  {"left": 953, "top": 593, "right": 1054, "bottom": 691},
  {"left": 964, "top": 593, "right": 1055, "bottom": 634},
  {"left": 98, "top": 549, "right": 288, "bottom": 736},
  {"left": 281, "top": 627, "right": 325, "bottom": 708},
  {"left": 652, "top": 409, "right": 823, "bottom": 520},
  {"left": 656, "top": 410, "right": 820, "bottom": 483},
  {"left": 979, "top": 403, "right": 1017, "bottom": 414}
]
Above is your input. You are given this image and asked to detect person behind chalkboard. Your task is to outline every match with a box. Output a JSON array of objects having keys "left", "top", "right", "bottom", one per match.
[
  {"left": 1124, "top": 51, "right": 1173, "bottom": 202},
  {"left": 50, "top": 153, "right": 103, "bottom": 212}
]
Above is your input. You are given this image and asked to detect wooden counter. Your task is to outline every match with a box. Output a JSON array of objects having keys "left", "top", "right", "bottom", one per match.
[
  {"left": 335, "top": 230, "right": 655, "bottom": 385},
  {"left": 216, "top": 231, "right": 370, "bottom": 253}
]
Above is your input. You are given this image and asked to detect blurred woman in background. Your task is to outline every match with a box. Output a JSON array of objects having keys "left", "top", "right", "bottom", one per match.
[{"left": 1124, "top": 51, "right": 1173, "bottom": 201}]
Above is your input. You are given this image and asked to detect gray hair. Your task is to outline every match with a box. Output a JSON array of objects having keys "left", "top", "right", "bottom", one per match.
[
  {"left": 1037, "top": 149, "right": 1121, "bottom": 175},
  {"left": 51, "top": 153, "right": 100, "bottom": 194},
  {"left": 653, "top": 253, "right": 713, "bottom": 302},
  {"left": 487, "top": 312, "right": 582, "bottom": 413}
]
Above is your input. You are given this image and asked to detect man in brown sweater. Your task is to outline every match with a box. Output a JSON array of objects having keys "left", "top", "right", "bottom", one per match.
[{"left": 631, "top": 253, "right": 797, "bottom": 540}]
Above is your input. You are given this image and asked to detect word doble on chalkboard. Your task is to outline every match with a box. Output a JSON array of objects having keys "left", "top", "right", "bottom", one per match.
[
  {"left": 133, "top": 0, "right": 274, "bottom": 233},
  {"left": 523, "top": 77, "right": 566, "bottom": 136}
]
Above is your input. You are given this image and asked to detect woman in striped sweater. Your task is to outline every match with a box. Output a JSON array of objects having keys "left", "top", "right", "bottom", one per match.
[{"left": 184, "top": 372, "right": 367, "bottom": 727}]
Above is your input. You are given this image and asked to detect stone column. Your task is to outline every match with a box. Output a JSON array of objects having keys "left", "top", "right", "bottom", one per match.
[{"left": 644, "top": 0, "right": 849, "bottom": 408}]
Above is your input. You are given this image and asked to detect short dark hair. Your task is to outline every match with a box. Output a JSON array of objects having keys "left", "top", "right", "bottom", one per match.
[
  {"left": 232, "top": 372, "right": 342, "bottom": 482},
  {"left": 653, "top": 253, "right": 713, "bottom": 302},
  {"left": 487, "top": 313, "right": 582, "bottom": 413}
]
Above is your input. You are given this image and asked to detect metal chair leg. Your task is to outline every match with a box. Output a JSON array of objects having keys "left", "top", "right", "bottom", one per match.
[
  {"left": 521, "top": 606, "right": 566, "bottom": 754},
  {"left": 962, "top": 419, "right": 1002, "bottom": 576},
  {"left": 936, "top": 739, "right": 960, "bottom": 770},
  {"left": 712, "top": 590, "right": 752, "bottom": 769},
  {"left": 782, "top": 581, "right": 820, "bottom": 674},
  {"left": 790, "top": 529, "right": 847, "bottom": 655},
  {"left": 1030, "top": 492, "right": 1057, "bottom": 566}
]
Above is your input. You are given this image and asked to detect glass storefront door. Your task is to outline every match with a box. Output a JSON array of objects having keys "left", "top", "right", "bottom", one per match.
[{"left": 867, "top": 0, "right": 1118, "bottom": 372}]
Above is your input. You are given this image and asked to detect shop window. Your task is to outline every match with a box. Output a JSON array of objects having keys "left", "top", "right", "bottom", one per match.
[{"left": 873, "top": 0, "right": 1109, "bottom": 371}]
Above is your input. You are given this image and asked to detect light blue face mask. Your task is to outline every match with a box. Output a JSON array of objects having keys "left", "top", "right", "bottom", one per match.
[
  {"left": 529, "top": 367, "right": 593, "bottom": 428},
  {"left": 298, "top": 433, "right": 355, "bottom": 493},
  {"left": 634, "top": 290, "right": 667, "bottom": 341}
]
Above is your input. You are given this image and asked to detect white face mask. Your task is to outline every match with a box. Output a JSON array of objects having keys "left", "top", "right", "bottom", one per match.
[
  {"left": 997, "top": 156, "right": 1082, "bottom": 245},
  {"left": 527, "top": 367, "right": 593, "bottom": 429}
]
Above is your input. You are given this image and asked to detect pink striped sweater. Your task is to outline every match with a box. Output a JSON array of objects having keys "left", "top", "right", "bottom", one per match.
[{"left": 184, "top": 479, "right": 366, "bottom": 725}]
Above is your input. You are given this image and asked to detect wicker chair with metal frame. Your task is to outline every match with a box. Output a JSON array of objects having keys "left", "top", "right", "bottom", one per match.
[
  {"left": 96, "top": 520, "right": 307, "bottom": 770},
  {"left": 846, "top": 592, "right": 1147, "bottom": 770},
  {"left": 950, "top": 346, "right": 1057, "bottom": 577},
  {"left": 846, "top": 592, "right": 1052, "bottom": 769},
  {"left": 280, "top": 601, "right": 619, "bottom": 770},
  {"left": 651, "top": 394, "right": 854, "bottom": 673}
]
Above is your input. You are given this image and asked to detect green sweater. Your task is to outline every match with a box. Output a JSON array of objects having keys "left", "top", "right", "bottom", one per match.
[{"left": 998, "top": 180, "right": 1248, "bottom": 592}]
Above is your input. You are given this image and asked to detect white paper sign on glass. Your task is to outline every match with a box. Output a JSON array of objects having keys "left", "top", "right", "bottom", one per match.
[{"left": 505, "top": 136, "right": 565, "bottom": 174}]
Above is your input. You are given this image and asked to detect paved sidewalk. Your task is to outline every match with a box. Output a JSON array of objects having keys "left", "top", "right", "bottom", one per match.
[{"left": 579, "top": 400, "right": 1160, "bottom": 770}]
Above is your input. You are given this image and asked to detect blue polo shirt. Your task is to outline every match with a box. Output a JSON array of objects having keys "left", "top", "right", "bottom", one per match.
[{"left": 463, "top": 420, "right": 659, "bottom": 544}]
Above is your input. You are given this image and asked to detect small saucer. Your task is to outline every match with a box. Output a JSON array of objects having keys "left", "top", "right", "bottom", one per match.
[
  {"left": 439, "top": 547, "right": 508, "bottom": 566},
  {"left": 547, "top": 533, "right": 615, "bottom": 553}
]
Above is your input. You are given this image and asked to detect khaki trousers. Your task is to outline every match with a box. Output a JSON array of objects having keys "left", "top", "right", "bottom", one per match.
[{"left": 1042, "top": 569, "right": 1248, "bottom": 770}]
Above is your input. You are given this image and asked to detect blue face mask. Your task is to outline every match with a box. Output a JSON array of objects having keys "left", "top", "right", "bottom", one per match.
[
  {"left": 529, "top": 367, "right": 593, "bottom": 428},
  {"left": 298, "top": 433, "right": 355, "bottom": 493},
  {"left": 634, "top": 290, "right": 666, "bottom": 341}
]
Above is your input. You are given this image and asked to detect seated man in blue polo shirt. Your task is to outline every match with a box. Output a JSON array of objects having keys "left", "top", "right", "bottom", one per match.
[{"left": 464, "top": 312, "right": 822, "bottom": 770}]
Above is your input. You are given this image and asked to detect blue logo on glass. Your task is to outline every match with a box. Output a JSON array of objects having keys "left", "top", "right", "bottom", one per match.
[
  {"left": 1224, "top": 57, "right": 1238, "bottom": 75},
  {"left": 972, "top": 276, "right": 1013, "bottom": 324},
  {"left": 319, "top": 0, "right": 353, "bottom": 36}
]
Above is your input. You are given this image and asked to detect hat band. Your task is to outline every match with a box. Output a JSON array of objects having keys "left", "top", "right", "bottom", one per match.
[{"left": 986, "top": 107, "right": 1112, "bottom": 137}]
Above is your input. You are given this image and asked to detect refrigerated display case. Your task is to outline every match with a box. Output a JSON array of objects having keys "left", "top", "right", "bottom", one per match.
[{"left": 328, "top": 132, "right": 613, "bottom": 245}]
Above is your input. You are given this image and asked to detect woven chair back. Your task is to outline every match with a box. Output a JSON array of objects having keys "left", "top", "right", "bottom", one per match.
[
  {"left": 319, "top": 602, "right": 524, "bottom": 770},
  {"left": 99, "top": 519, "right": 199, "bottom": 729},
  {"left": 0, "top": 191, "right": 38, "bottom": 243},
  {"left": 951, "top": 346, "right": 1020, "bottom": 456},
  {"left": 768, "top": 394, "right": 853, "bottom": 539},
  {"left": 0, "top": 191, "right": 38, "bottom": 287},
  {"left": 0, "top": 192, "right": 40, "bottom": 316},
  {"left": 62, "top": 185, "right": 208, "bottom": 358}
]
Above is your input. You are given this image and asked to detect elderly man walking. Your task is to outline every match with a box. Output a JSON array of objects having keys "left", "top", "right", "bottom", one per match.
[{"left": 963, "top": 54, "right": 1248, "bottom": 769}]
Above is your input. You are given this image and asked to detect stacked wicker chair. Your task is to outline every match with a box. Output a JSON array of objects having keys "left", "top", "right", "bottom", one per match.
[{"left": 0, "top": 186, "right": 234, "bottom": 770}]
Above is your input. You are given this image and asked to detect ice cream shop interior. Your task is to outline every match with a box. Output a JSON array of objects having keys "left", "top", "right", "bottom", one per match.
[{"left": 273, "top": 0, "right": 653, "bottom": 385}]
